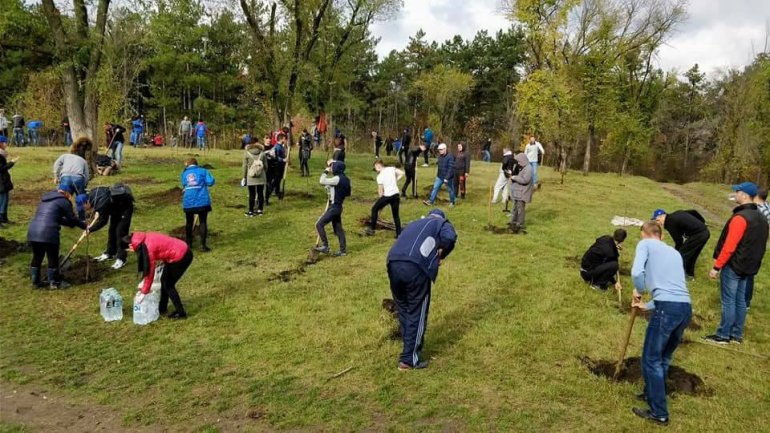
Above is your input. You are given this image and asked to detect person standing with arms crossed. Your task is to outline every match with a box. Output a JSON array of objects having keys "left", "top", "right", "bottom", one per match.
[{"left": 630, "top": 221, "right": 692, "bottom": 426}]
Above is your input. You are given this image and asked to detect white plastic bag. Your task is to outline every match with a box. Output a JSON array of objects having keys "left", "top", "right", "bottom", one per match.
[
  {"left": 100, "top": 288, "right": 123, "bottom": 322},
  {"left": 133, "top": 264, "right": 163, "bottom": 325}
]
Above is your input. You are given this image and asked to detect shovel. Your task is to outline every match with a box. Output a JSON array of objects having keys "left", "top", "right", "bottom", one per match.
[
  {"left": 613, "top": 306, "right": 638, "bottom": 380},
  {"left": 60, "top": 229, "right": 90, "bottom": 270},
  {"left": 307, "top": 200, "right": 330, "bottom": 264}
]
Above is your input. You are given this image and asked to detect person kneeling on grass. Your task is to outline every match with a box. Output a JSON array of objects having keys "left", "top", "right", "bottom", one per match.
[
  {"left": 126, "top": 232, "right": 192, "bottom": 319},
  {"left": 630, "top": 221, "right": 691, "bottom": 426},
  {"left": 580, "top": 229, "right": 626, "bottom": 292},
  {"left": 366, "top": 159, "right": 403, "bottom": 238},
  {"left": 387, "top": 209, "right": 457, "bottom": 370},
  {"left": 315, "top": 160, "right": 351, "bottom": 257},
  {"left": 87, "top": 183, "right": 134, "bottom": 270},
  {"left": 27, "top": 184, "right": 87, "bottom": 289}
]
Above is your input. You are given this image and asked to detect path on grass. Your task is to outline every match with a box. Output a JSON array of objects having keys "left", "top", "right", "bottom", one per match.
[{"left": 659, "top": 183, "right": 732, "bottom": 225}]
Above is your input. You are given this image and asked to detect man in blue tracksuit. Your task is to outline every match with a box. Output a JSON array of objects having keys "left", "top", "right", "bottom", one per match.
[
  {"left": 387, "top": 209, "right": 457, "bottom": 370},
  {"left": 630, "top": 221, "right": 692, "bottom": 426},
  {"left": 423, "top": 143, "right": 456, "bottom": 207}
]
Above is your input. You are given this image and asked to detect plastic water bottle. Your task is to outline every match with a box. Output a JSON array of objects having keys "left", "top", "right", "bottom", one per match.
[{"left": 100, "top": 288, "right": 123, "bottom": 322}]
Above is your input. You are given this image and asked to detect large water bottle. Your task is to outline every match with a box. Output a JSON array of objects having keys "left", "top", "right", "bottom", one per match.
[{"left": 100, "top": 288, "right": 124, "bottom": 322}]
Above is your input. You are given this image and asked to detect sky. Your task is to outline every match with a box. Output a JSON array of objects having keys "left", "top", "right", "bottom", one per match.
[{"left": 370, "top": 0, "right": 770, "bottom": 76}]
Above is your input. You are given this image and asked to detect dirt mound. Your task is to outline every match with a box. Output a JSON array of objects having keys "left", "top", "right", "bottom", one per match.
[
  {"left": 0, "top": 237, "right": 25, "bottom": 258},
  {"left": 62, "top": 257, "right": 109, "bottom": 285},
  {"left": 581, "top": 356, "right": 712, "bottom": 396},
  {"left": 485, "top": 225, "right": 510, "bottom": 235},
  {"left": 143, "top": 187, "right": 183, "bottom": 206},
  {"left": 358, "top": 217, "right": 396, "bottom": 231},
  {"left": 145, "top": 157, "right": 179, "bottom": 166}
]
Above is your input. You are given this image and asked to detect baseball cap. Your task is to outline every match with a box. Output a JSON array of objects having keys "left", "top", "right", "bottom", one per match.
[
  {"left": 732, "top": 182, "right": 758, "bottom": 197},
  {"left": 0, "top": 136, "right": 6, "bottom": 143},
  {"left": 652, "top": 209, "right": 666, "bottom": 220},
  {"left": 438, "top": 143, "right": 447, "bottom": 151}
]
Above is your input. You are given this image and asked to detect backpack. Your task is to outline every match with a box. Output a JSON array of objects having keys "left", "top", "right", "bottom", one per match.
[{"left": 247, "top": 152, "right": 264, "bottom": 177}]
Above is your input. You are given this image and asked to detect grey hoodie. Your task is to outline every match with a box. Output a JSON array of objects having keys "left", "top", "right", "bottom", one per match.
[
  {"left": 510, "top": 153, "right": 533, "bottom": 203},
  {"left": 53, "top": 153, "right": 89, "bottom": 181}
]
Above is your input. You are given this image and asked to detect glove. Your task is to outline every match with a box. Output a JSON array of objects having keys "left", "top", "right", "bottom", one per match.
[{"left": 240, "top": 178, "right": 246, "bottom": 187}]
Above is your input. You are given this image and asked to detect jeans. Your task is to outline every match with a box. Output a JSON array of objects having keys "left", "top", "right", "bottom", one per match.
[
  {"left": 388, "top": 261, "right": 432, "bottom": 367},
  {"left": 58, "top": 175, "right": 88, "bottom": 221},
  {"left": 530, "top": 161, "right": 539, "bottom": 185},
  {"left": 112, "top": 141, "right": 124, "bottom": 165},
  {"left": 316, "top": 204, "right": 346, "bottom": 252},
  {"left": 428, "top": 177, "right": 455, "bottom": 205},
  {"left": 247, "top": 185, "right": 265, "bottom": 213},
  {"left": 131, "top": 131, "right": 143, "bottom": 147},
  {"left": 746, "top": 275, "right": 755, "bottom": 308},
  {"left": 28, "top": 129, "right": 39, "bottom": 146},
  {"left": 0, "top": 192, "right": 8, "bottom": 217},
  {"left": 642, "top": 301, "right": 691, "bottom": 420},
  {"left": 716, "top": 265, "right": 748, "bottom": 339},
  {"left": 482, "top": 150, "right": 491, "bottom": 162},
  {"left": 13, "top": 128, "right": 24, "bottom": 146},
  {"left": 65, "top": 131, "right": 72, "bottom": 146},
  {"left": 197, "top": 136, "right": 206, "bottom": 150}
]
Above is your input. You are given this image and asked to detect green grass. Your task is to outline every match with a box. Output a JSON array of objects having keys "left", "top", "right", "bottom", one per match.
[{"left": 0, "top": 146, "right": 768, "bottom": 432}]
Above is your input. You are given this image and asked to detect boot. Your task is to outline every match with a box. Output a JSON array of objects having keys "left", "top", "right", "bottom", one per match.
[
  {"left": 30, "top": 267, "right": 43, "bottom": 288},
  {"left": 0, "top": 213, "right": 8, "bottom": 224},
  {"left": 47, "top": 268, "right": 70, "bottom": 290}
]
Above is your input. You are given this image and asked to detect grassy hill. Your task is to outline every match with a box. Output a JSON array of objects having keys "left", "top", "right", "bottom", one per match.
[{"left": 0, "top": 146, "right": 768, "bottom": 432}]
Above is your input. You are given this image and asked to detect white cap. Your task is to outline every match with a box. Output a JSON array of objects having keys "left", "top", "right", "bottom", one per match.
[{"left": 438, "top": 143, "right": 447, "bottom": 151}]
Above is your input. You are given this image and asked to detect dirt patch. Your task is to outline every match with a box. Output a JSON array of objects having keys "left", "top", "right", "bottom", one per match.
[
  {"left": 581, "top": 356, "right": 713, "bottom": 397},
  {"left": 270, "top": 264, "right": 306, "bottom": 282},
  {"left": 12, "top": 187, "right": 49, "bottom": 206},
  {"left": 145, "top": 157, "right": 179, "bottom": 166},
  {"left": 485, "top": 225, "right": 510, "bottom": 235},
  {"left": 282, "top": 191, "right": 316, "bottom": 200},
  {"left": 359, "top": 217, "right": 396, "bottom": 231},
  {"left": 168, "top": 225, "right": 220, "bottom": 239},
  {"left": 564, "top": 255, "right": 581, "bottom": 265},
  {"left": 143, "top": 186, "right": 183, "bottom": 206},
  {"left": 62, "top": 257, "right": 109, "bottom": 285},
  {"left": 0, "top": 237, "right": 25, "bottom": 258},
  {"left": 226, "top": 204, "right": 247, "bottom": 210},
  {"left": 382, "top": 298, "right": 402, "bottom": 340}
]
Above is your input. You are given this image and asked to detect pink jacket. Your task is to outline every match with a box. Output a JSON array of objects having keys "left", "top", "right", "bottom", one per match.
[{"left": 130, "top": 232, "right": 189, "bottom": 294}]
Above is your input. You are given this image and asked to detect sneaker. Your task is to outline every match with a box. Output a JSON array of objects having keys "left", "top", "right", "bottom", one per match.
[
  {"left": 314, "top": 245, "right": 330, "bottom": 254},
  {"left": 256, "top": 210, "right": 264, "bottom": 216},
  {"left": 590, "top": 284, "right": 607, "bottom": 292},
  {"left": 449, "top": 203, "right": 455, "bottom": 208},
  {"left": 245, "top": 211, "right": 255, "bottom": 217},
  {"left": 168, "top": 311, "right": 187, "bottom": 320},
  {"left": 94, "top": 253, "right": 112, "bottom": 262},
  {"left": 333, "top": 251, "right": 347, "bottom": 257},
  {"left": 631, "top": 407, "right": 668, "bottom": 426},
  {"left": 702, "top": 334, "right": 729, "bottom": 345},
  {"left": 111, "top": 259, "right": 126, "bottom": 270},
  {"left": 422, "top": 200, "right": 433, "bottom": 206},
  {"left": 397, "top": 360, "right": 429, "bottom": 370},
  {"left": 730, "top": 336, "right": 743, "bottom": 344},
  {"left": 364, "top": 227, "right": 375, "bottom": 236},
  {"left": 421, "top": 163, "right": 429, "bottom": 167}
]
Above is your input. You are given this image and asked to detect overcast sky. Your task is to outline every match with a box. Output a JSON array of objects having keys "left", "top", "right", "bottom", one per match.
[{"left": 370, "top": 0, "right": 770, "bottom": 76}]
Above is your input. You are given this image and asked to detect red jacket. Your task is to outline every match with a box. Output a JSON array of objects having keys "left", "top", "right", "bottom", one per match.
[{"left": 130, "top": 232, "right": 189, "bottom": 294}]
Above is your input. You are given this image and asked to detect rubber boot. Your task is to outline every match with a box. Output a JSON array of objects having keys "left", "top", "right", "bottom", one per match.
[
  {"left": 48, "top": 268, "right": 70, "bottom": 289},
  {"left": 30, "top": 267, "right": 42, "bottom": 288}
]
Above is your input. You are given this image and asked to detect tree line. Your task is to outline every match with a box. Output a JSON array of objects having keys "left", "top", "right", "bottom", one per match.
[{"left": 1, "top": 0, "right": 768, "bottom": 184}]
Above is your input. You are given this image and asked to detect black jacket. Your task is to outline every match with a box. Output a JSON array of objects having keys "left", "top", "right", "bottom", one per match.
[
  {"left": 27, "top": 191, "right": 86, "bottom": 244},
  {"left": 405, "top": 148, "right": 422, "bottom": 171},
  {"left": 401, "top": 132, "right": 411, "bottom": 150},
  {"left": 664, "top": 210, "right": 708, "bottom": 250},
  {"left": 501, "top": 153, "right": 515, "bottom": 176},
  {"left": 454, "top": 151, "right": 470, "bottom": 174},
  {"left": 88, "top": 185, "right": 134, "bottom": 232},
  {"left": 110, "top": 124, "right": 126, "bottom": 145},
  {"left": 0, "top": 154, "right": 14, "bottom": 193},
  {"left": 332, "top": 147, "right": 345, "bottom": 162},
  {"left": 713, "top": 204, "right": 768, "bottom": 276},
  {"left": 581, "top": 235, "right": 619, "bottom": 271}
]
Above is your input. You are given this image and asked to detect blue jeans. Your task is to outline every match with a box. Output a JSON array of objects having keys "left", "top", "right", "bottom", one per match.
[
  {"left": 428, "top": 177, "right": 455, "bottom": 205},
  {"left": 745, "top": 275, "right": 755, "bottom": 308},
  {"left": 13, "top": 128, "right": 24, "bottom": 146},
  {"left": 530, "top": 162, "right": 539, "bottom": 184},
  {"left": 65, "top": 131, "right": 72, "bottom": 146},
  {"left": 717, "top": 265, "right": 748, "bottom": 339},
  {"left": 59, "top": 175, "right": 88, "bottom": 221},
  {"left": 112, "top": 141, "right": 124, "bottom": 165},
  {"left": 482, "top": 150, "right": 491, "bottom": 162},
  {"left": 642, "top": 301, "right": 691, "bottom": 420},
  {"left": 28, "top": 129, "right": 39, "bottom": 146},
  {"left": 197, "top": 136, "right": 206, "bottom": 150},
  {"left": 0, "top": 192, "right": 8, "bottom": 216}
]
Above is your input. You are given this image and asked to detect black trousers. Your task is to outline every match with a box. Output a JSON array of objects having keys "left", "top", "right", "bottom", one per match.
[
  {"left": 315, "top": 204, "right": 346, "bottom": 252},
  {"left": 580, "top": 261, "right": 619, "bottom": 289},
  {"left": 401, "top": 168, "right": 416, "bottom": 198},
  {"left": 30, "top": 241, "right": 59, "bottom": 270},
  {"left": 247, "top": 185, "right": 265, "bottom": 213},
  {"left": 452, "top": 173, "right": 466, "bottom": 197},
  {"left": 423, "top": 148, "right": 430, "bottom": 165},
  {"left": 388, "top": 261, "right": 431, "bottom": 367},
  {"left": 300, "top": 152, "right": 310, "bottom": 177},
  {"left": 266, "top": 163, "right": 285, "bottom": 200},
  {"left": 184, "top": 210, "right": 209, "bottom": 248},
  {"left": 370, "top": 194, "right": 401, "bottom": 236},
  {"left": 678, "top": 230, "right": 710, "bottom": 277},
  {"left": 105, "top": 206, "right": 133, "bottom": 261},
  {"left": 398, "top": 146, "right": 408, "bottom": 165},
  {"left": 159, "top": 249, "right": 192, "bottom": 314}
]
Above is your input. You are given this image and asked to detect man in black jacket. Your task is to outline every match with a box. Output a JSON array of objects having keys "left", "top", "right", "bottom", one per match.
[
  {"left": 401, "top": 144, "right": 425, "bottom": 199},
  {"left": 580, "top": 229, "right": 627, "bottom": 291},
  {"left": 88, "top": 183, "right": 134, "bottom": 270},
  {"left": 653, "top": 209, "right": 710, "bottom": 278},
  {"left": 398, "top": 128, "right": 411, "bottom": 166}
]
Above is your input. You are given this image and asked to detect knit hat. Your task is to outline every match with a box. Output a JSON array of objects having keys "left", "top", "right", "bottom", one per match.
[{"left": 652, "top": 209, "right": 666, "bottom": 220}]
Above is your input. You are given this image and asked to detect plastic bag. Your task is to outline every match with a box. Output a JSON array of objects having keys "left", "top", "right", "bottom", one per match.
[
  {"left": 99, "top": 288, "right": 123, "bottom": 322},
  {"left": 133, "top": 264, "right": 163, "bottom": 325}
]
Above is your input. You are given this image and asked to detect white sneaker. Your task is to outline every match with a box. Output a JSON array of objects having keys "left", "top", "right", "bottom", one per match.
[
  {"left": 95, "top": 253, "right": 111, "bottom": 262},
  {"left": 421, "top": 163, "right": 429, "bottom": 167},
  {"left": 111, "top": 259, "right": 126, "bottom": 270}
]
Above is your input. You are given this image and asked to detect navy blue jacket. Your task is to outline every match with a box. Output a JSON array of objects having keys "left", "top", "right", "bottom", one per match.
[
  {"left": 27, "top": 191, "right": 86, "bottom": 244},
  {"left": 436, "top": 153, "right": 456, "bottom": 181},
  {"left": 387, "top": 210, "right": 457, "bottom": 281}
]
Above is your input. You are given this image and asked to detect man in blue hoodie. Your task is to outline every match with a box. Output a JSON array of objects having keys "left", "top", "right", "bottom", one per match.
[
  {"left": 181, "top": 158, "right": 215, "bottom": 252},
  {"left": 315, "top": 160, "right": 351, "bottom": 256},
  {"left": 387, "top": 209, "right": 457, "bottom": 370},
  {"left": 423, "top": 143, "right": 456, "bottom": 207}
]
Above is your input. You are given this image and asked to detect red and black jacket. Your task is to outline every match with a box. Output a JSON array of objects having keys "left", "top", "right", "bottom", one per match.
[{"left": 713, "top": 203, "right": 768, "bottom": 276}]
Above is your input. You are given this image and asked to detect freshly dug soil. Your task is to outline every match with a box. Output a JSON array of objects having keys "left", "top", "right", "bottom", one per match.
[
  {"left": 0, "top": 237, "right": 25, "bottom": 258},
  {"left": 270, "top": 264, "right": 306, "bottom": 282},
  {"left": 201, "top": 163, "right": 215, "bottom": 170},
  {"left": 62, "top": 257, "right": 109, "bottom": 285},
  {"left": 358, "top": 217, "right": 396, "bottom": 231},
  {"left": 226, "top": 204, "right": 247, "bottom": 210},
  {"left": 581, "top": 356, "right": 712, "bottom": 396},
  {"left": 282, "top": 191, "right": 316, "bottom": 200},
  {"left": 13, "top": 187, "right": 49, "bottom": 206},
  {"left": 143, "top": 187, "right": 183, "bottom": 206}
]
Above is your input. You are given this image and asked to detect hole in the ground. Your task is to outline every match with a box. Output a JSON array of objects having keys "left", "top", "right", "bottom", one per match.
[
  {"left": 0, "top": 237, "right": 25, "bottom": 258},
  {"left": 143, "top": 187, "right": 183, "bottom": 206},
  {"left": 270, "top": 265, "right": 306, "bottom": 282},
  {"left": 580, "top": 356, "right": 713, "bottom": 396},
  {"left": 62, "top": 257, "right": 110, "bottom": 285}
]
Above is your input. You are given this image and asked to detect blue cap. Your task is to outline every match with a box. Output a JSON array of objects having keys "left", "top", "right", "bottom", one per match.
[
  {"left": 0, "top": 135, "right": 6, "bottom": 143},
  {"left": 652, "top": 209, "right": 666, "bottom": 220},
  {"left": 732, "top": 182, "right": 758, "bottom": 197}
]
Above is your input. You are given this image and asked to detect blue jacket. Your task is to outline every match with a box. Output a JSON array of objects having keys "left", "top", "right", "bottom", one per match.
[
  {"left": 387, "top": 209, "right": 457, "bottom": 281},
  {"left": 27, "top": 191, "right": 86, "bottom": 244},
  {"left": 436, "top": 153, "right": 456, "bottom": 181},
  {"left": 181, "top": 165, "right": 215, "bottom": 210},
  {"left": 424, "top": 128, "right": 433, "bottom": 144},
  {"left": 132, "top": 118, "right": 144, "bottom": 133}
]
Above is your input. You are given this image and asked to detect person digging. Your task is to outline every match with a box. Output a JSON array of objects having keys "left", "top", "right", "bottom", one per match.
[
  {"left": 315, "top": 160, "right": 351, "bottom": 257},
  {"left": 630, "top": 221, "right": 692, "bottom": 426},
  {"left": 87, "top": 183, "right": 134, "bottom": 270},
  {"left": 365, "top": 159, "right": 404, "bottom": 238},
  {"left": 652, "top": 209, "right": 710, "bottom": 279}
]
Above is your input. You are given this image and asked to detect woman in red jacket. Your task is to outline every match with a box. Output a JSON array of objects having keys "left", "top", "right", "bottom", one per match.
[{"left": 125, "top": 232, "right": 192, "bottom": 319}]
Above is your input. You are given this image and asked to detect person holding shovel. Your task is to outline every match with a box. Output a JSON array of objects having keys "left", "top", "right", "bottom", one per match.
[
  {"left": 580, "top": 229, "right": 626, "bottom": 291},
  {"left": 630, "top": 221, "right": 691, "bottom": 426},
  {"left": 315, "top": 160, "right": 351, "bottom": 257},
  {"left": 365, "top": 159, "right": 404, "bottom": 238},
  {"left": 387, "top": 208, "right": 457, "bottom": 370},
  {"left": 181, "top": 158, "right": 215, "bottom": 252},
  {"left": 27, "top": 184, "right": 87, "bottom": 289},
  {"left": 87, "top": 183, "right": 134, "bottom": 270},
  {"left": 126, "top": 232, "right": 191, "bottom": 319}
]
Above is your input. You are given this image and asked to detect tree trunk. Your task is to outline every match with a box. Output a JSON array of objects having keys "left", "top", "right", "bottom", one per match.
[{"left": 582, "top": 124, "right": 594, "bottom": 175}]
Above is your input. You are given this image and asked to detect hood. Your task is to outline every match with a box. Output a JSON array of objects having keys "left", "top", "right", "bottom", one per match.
[
  {"left": 514, "top": 153, "right": 529, "bottom": 166},
  {"left": 428, "top": 209, "right": 446, "bottom": 219},
  {"left": 130, "top": 232, "right": 147, "bottom": 250},
  {"left": 248, "top": 144, "right": 264, "bottom": 155},
  {"left": 41, "top": 190, "right": 66, "bottom": 202},
  {"left": 88, "top": 187, "right": 111, "bottom": 211},
  {"left": 332, "top": 161, "right": 346, "bottom": 175}
]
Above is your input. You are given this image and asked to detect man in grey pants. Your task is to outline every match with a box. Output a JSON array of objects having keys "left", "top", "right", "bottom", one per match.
[{"left": 509, "top": 152, "right": 532, "bottom": 234}]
